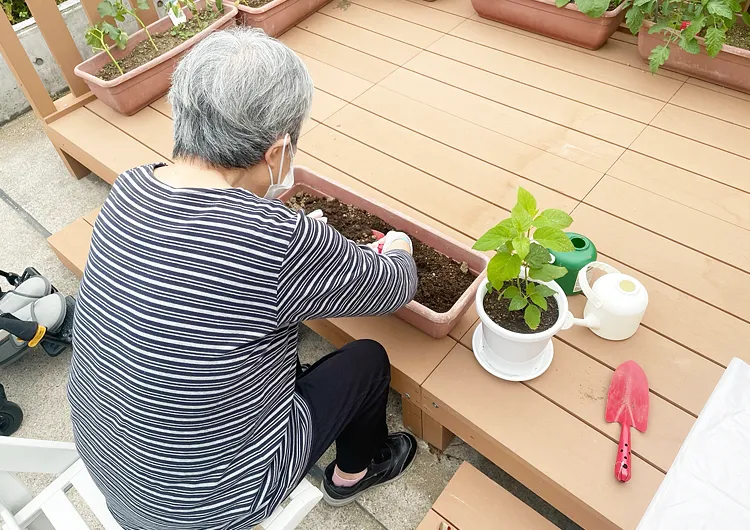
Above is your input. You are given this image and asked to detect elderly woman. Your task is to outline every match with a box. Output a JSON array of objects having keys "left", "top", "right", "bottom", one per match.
[{"left": 68, "top": 28, "right": 419, "bottom": 529}]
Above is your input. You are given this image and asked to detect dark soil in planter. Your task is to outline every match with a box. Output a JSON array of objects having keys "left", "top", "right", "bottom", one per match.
[
  {"left": 483, "top": 281, "right": 559, "bottom": 334},
  {"left": 97, "top": 10, "right": 221, "bottom": 81},
  {"left": 238, "top": 0, "right": 273, "bottom": 6},
  {"left": 287, "top": 193, "right": 477, "bottom": 314},
  {"left": 726, "top": 22, "right": 750, "bottom": 50}
]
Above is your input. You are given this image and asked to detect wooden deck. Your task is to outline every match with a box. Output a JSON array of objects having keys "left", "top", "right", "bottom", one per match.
[{"left": 17, "top": 0, "right": 750, "bottom": 527}]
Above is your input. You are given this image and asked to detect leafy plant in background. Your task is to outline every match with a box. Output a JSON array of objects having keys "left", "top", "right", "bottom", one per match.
[
  {"left": 98, "top": 0, "right": 158, "bottom": 51},
  {"left": 2, "top": 0, "right": 64, "bottom": 25},
  {"left": 554, "top": 0, "right": 620, "bottom": 19},
  {"left": 626, "top": 0, "right": 750, "bottom": 72},
  {"left": 84, "top": 22, "right": 126, "bottom": 75},
  {"left": 473, "top": 188, "right": 574, "bottom": 330}
]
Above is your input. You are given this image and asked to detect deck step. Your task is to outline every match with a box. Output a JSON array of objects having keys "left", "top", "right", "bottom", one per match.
[{"left": 417, "top": 462, "right": 556, "bottom": 530}]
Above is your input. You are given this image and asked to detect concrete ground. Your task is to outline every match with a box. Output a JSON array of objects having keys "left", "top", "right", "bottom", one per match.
[{"left": 0, "top": 111, "right": 579, "bottom": 529}]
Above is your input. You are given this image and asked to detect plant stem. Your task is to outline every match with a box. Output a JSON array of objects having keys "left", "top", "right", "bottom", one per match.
[
  {"left": 99, "top": 37, "right": 124, "bottom": 76},
  {"left": 133, "top": 13, "right": 158, "bottom": 51}
]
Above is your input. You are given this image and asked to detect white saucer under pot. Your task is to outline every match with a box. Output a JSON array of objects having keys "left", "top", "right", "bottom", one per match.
[{"left": 474, "top": 279, "right": 568, "bottom": 381}]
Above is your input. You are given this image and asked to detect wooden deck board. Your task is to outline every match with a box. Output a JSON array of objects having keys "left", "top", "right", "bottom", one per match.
[
  {"left": 44, "top": 1, "right": 750, "bottom": 527},
  {"left": 402, "top": 50, "right": 645, "bottom": 147},
  {"left": 449, "top": 19, "right": 683, "bottom": 102},
  {"left": 607, "top": 151, "right": 750, "bottom": 231},
  {"left": 378, "top": 68, "right": 623, "bottom": 172},
  {"left": 352, "top": 85, "right": 602, "bottom": 198},
  {"left": 428, "top": 34, "right": 665, "bottom": 123}
]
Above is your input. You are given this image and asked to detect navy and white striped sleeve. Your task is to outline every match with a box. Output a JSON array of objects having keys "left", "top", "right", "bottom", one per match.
[{"left": 276, "top": 214, "right": 418, "bottom": 325}]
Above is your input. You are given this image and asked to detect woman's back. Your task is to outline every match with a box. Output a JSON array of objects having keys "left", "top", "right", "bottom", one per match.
[{"left": 69, "top": 164, "right": 312, "bottom": 529}]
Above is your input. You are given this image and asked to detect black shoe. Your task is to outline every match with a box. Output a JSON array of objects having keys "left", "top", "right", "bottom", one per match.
[{"left": 321, "top": 431, "right": 418, "bottom": 507}]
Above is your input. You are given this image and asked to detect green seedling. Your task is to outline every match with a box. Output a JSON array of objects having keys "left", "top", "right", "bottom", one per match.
[
  {"left": 473, "top": 187, "right": 575, "bottom": 331},
  {"left": 98, "top": 0, "right": 158, "bottom": 51},
  {"left": 84, "top": 22, "right": 126, "bottom": 76}
]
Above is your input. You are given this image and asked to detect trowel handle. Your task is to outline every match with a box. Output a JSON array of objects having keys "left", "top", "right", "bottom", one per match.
[
  {"left": 578, "top": 261, "right": 619, "bottom": 309},
  {"left": 615, "top": 421, "right": 632, "bottom": 483}
]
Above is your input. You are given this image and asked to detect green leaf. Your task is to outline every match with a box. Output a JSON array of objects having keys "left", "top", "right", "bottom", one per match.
[
  {"left": 526, "top": 243, "right": 551, "bottom": 268},
  {"left": 503, "top": 285, "right": 520, "bottom": 299},
  {"left": 473, "top": 219, "right": 516, "bottom": 251},
  {"left": 707, "top": 0, "right": 733, "bottom": 19},
  {"left": 525, "top": 282, "right": 536, "bottom": 295},
  {"left": 648, "top": 44, "right": 670, "bottom": 73},
  {"left": 555, "top": 0, "right": 569, "bottom": 6},
  {"left": 137, "top": 0, "right": 150, "bottom": 9},
  {"left": 524, "top": 304, "right": 541, "bottom": 330},
  {"left": 509, "top": 295, "right": 529, "bottom": 311},
  {"left": 530, "top": 293, "right": 548, "bottom": 310},
  {"left": 97, "top": 0, "right": 117, "bottom": 17},
  {"left": 511, "top": 203, "right": 533, "bottom": 233},
  {"left": 487, "top": 252, "right": 523, "bottom": 289},
  {"left": 529, "top": 263, "right": 568, "bottom": 282},
  {"left": 533, "top": 284, "right": 557, "bottom": 298},
  {"left": 647, "top": 20, "right": 672, "bottom": 34},
  {"left": 516, "top": 187, "right": 537, "bottom": 216},
  {"left": 743, "top": 12, "right": 750, "bottom": 26},
  {"left": 533, "top": 226, "right": 575, "bottom": 252},
  {"left": 705, "top": 26, "right": 725, "bottom": 56},
  {"left": 679, "top": 34, "right": 701, "bottom": 54},
  {"left": 575, "top": 0, "right": 610, "bottom": 17},
  {"left": 533, "top": 208, "right": 573, "bottom": 229},
  {"left": 512, "top": 235, "right": 530, "bottom": 260},
  {"left": 683, "top": 16, "right": 705, "bottom": 40}
]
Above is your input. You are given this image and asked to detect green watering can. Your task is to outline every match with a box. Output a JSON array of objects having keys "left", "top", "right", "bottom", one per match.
[{"left": 549, "top": 233, "right": 597, "bottom": 296}]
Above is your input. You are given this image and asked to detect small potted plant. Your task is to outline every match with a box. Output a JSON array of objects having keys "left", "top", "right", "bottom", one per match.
[
  {"left": 471, "top": 188, "right": 575, "bottom": 380},
  {"left": 233, "top": 0, "right": 331, "bottom": 37},
  {"left": 74, "top": 0, "right": 237, "bottom": 115},
  {"left": 471, "top": 0, "right": 627, "bottom": 50},
  {"left": 627, "top": 0, "right": 750, "bottom": 92}
]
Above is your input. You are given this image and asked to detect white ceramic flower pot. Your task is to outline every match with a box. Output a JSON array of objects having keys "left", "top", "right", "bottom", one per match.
[{"left": 475, "top": 279, "right": 569, "bottom": 379}]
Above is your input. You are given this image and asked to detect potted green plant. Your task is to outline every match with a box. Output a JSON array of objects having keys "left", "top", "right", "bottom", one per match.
[
  {"left": 471, "top": 188, "right": 576, "bottom": 381},
  {"left": 233, "top": 0, "right": 331, "bottom": 37},
  {"left": 627, "top": 0, "right": 750, "bottom": 92},
  {"left": 471, "top": 0, "right": 627, "bottom": 50},
  {"left": 74, "top": 0, "right": 237, "bottom": 115}
]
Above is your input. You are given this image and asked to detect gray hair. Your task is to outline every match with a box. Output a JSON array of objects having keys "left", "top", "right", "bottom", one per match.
[{"left": 169, "top": 27, "right": 314, "bottom": 169}]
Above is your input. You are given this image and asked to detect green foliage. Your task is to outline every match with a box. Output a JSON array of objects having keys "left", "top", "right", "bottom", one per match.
[
  {"left": 85, "top": 24, "right": 124, "bottom": 75},
  {"left": 627, "top": 0, "right": 750, "bottom": 73},
  {"left": 556, "top": 0, "right": 619, "bottom": 19},
  {"left": 474, "top": 187, "right": 574, "bottom": 331},
  {"left": 2, "top": 0, "right": 64, "bottom": 25}
]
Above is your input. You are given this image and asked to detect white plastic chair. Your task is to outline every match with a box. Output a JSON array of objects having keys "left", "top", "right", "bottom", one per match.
[{"left": 0, "top": 437, "right": 322, "bottom": 530}]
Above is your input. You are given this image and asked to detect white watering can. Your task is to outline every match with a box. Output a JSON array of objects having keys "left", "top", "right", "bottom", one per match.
[{"left": 565, "top": 262, "right": 648, "bottom": 341}]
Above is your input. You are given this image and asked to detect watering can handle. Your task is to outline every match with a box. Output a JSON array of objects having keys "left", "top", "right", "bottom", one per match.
[{"left": 577, "top": 261, "right": 620, "bottom": 309}]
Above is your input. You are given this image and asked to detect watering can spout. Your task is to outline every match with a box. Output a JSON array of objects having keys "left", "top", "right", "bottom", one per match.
[{"left": 562, "top": 312, "right": 599, "bottom": 331}]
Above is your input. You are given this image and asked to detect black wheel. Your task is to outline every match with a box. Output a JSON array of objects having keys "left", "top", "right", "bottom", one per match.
[{"left": 0, "top": 400, "right": 23, "bottom": 436}]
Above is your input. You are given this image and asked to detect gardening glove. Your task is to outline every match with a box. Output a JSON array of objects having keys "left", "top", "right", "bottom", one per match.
[
  {"left": 368, "top": 231, "right": 413, "bottom": 255},
  {"left": 307, "top": 209, "right": 327, "bottom": 224}
]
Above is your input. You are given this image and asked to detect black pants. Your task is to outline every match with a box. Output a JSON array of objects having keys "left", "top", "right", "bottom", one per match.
[{"left": 296, "top": 339, "right": 390, "bottom": 474}]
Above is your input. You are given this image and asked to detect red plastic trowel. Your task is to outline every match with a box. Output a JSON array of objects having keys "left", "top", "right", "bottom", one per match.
[{"left": 605, "top": 360, "right": 649, "bottom": 483}]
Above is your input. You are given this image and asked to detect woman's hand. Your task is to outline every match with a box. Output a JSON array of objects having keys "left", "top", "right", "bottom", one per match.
[
  {"left": 307, "top": 209, "right": 327, "bottom": 224},
  {"left": 368, "top": 231, "right": 413, "bottom": 255}
]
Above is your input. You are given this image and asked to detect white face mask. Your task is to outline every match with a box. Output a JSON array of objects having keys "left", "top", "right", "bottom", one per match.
[{"left": 264, "top": 134, "right": 295, "bottom": 200}]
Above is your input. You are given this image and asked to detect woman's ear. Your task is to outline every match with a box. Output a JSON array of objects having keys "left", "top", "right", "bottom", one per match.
[{"left": 264, "top": 139, "right": 286, "bottom": 180}]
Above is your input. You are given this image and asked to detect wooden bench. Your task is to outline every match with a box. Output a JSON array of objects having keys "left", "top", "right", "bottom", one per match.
[
  {"left": 417, "top": 462, "right": 555, "bottom": 530},
  {"left": 7, "top": 0, "right": 750, "bottom": 528}
]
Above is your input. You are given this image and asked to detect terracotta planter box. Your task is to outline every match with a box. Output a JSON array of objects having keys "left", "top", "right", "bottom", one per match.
[
  {"left": 281, "top": 167, "right": 489, "bottom": 339},
  {"left": 235, "top": 0, "right": 331, "bottom": 37},
  {"left": 471, "top": 0, "right": 626, "bottom": 50},
  {"left": 638, "top": 21, "right": 750, "bottom": 94},
  {"left": 74, "top": 1, "right": 238, "bottom": 116}
]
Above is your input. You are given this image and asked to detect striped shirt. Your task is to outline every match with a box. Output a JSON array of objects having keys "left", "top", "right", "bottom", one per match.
[{"left": 68, "top": 164, "right": 418, "bottom": 529}]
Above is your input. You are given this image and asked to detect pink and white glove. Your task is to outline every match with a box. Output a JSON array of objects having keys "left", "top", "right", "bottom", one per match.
[{"left": 368, "top": 230, "right": 413, "bottom": 254}]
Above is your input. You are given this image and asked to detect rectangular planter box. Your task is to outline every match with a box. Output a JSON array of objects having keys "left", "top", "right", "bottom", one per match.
[
  {"left": 471, "top": 0, "right": 626, "bottom": 50},
  {"left": 638, "top": 21, "right": 750, "bottom": 94},
  {"left": 235, "top": 0, "right": 331, "bottom": 37},
  {"left": 74, "top": 1, "right": 237, "bottom": 116},
  {"left": 281, "top": 167, "right": 489, "bottom": 339}
]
